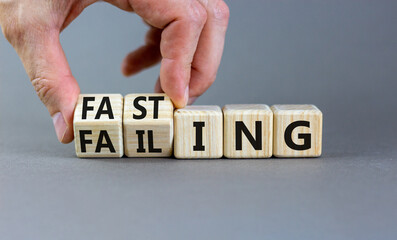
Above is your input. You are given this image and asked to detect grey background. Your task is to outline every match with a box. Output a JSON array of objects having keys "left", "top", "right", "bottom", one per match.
[{"left": 1, "top": 0, "right": 397, "bottom": 239}]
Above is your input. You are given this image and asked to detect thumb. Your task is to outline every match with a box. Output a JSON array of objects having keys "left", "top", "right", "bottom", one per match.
[{"left": 18, "top": 32, "right": 80, "bottom": 143}]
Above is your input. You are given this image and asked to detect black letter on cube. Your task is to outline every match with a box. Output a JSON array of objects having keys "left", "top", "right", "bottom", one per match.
[
  {"left": 79, "top": 130, "right": 92, "bottom": 153},
  {"left": 284, "top": 121, "right": 311, "bottom": 151},
  {"left": 135, "top": 130, "right": 162, "bottom": 153},
  {"left": 95, "top": 130, "right": 116, "bottom": 153},
  {"left": 235, "top": 121, "right": 262, "bottom": 151},
  {"left": 193, "top": 122, "right": 205, "bottom": 151},
  {"left": 95, "top": 97, "right": 114, "bottom": 119}
]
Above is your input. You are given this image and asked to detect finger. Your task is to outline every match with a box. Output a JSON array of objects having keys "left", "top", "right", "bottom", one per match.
[
  {"left": 16, "top": 31, "right": 80, "bottom": 144},
  {"left": 121, "top": 26, "right": 162, "bottom": 76},
  {"left": 130, "top": 0, "right": 208, "bottom": 108},
  {"left": 188, "top": 0, "right": 229, "bottom": 102}
]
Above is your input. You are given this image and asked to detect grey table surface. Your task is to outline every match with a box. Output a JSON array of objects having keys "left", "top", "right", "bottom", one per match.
[{"left": 1, "top": 1, "right": 397, "bottom": 239}]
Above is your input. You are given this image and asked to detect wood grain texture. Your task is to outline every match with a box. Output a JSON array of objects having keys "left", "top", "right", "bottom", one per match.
[
  {"left": 271, "top": 105, "right": 322, "bottom": 158},
  {"left": 223, "top": 104, "right": 273, "bottom": 158},
  {"left": 73, "top": 94, "right": 124, "bottom": 158},
  {"left": 123, "top": 93, "right": 174, "bottom": 157},
  {"left": 174, "top": 106, "right": 223, "bottom": 159}
]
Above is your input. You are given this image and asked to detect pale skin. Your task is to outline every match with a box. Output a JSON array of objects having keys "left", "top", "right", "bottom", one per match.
[{"left": 0, "top": 0, "right": 229, "bottom": 143}]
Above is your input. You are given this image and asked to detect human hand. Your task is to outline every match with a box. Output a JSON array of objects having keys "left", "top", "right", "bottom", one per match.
[{"left": 0, "top": 0, "right": 229, "bottom": 143}]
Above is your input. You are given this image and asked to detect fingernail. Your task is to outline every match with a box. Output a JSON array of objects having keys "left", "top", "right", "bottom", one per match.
[
  {"left": 52, "top": 112, "right": 68, "bottom": 143},
  {"left": 184, "top": 86, "right": 190, "bottom": 106},
  {"left": 188, "top": 97, "right": 198, "bottom": 105}
]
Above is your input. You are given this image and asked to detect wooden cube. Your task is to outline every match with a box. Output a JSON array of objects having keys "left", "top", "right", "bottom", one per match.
[
  {"left": 174, "top": 106, "right": 223, "bottom": 159},
  {"left": 123, "top": 93, "right": 174, "bottom": 157},
  {"left": 223, "top": 104, "right": 273, "bottom": 158},
  {"left": 271, "top": 105, "right": 323, "bottom": 157},
  {"left": 73, "top": 94, "right": 124, "bottom": 158}
]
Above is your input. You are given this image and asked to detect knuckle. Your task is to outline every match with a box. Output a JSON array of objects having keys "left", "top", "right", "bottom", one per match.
[
  {"left": 205, "top": 73, "right": 217, "bottom": 88},
  {"left": 1, "top": 25, "right": 13, "bottom": 43},
  {"left": 2, "top": 18, "right": 33, "bottom": 47},
  {"left": 212, "top": 0, "right": 230, "bottom": 24},
  {"left": 31, "top": 77, "right": 56, "bottom": 106},
  {"left": 204, "top": 70, "right": 218, "bottom": 89},
  {"left": 1, "top": 19, "right": 19, "bottom": 44},
  {"left": 0, "top": 5, "right": 55, "bottom": 47},
  {"left": 186, "top": 2, "right": 208, "bottom": 27},
  {"left": 191, "top": 70, "right": 217, "bottom": 97},
  {"left": 209, "top": 72, "right": 217, "bottom": 84}
]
